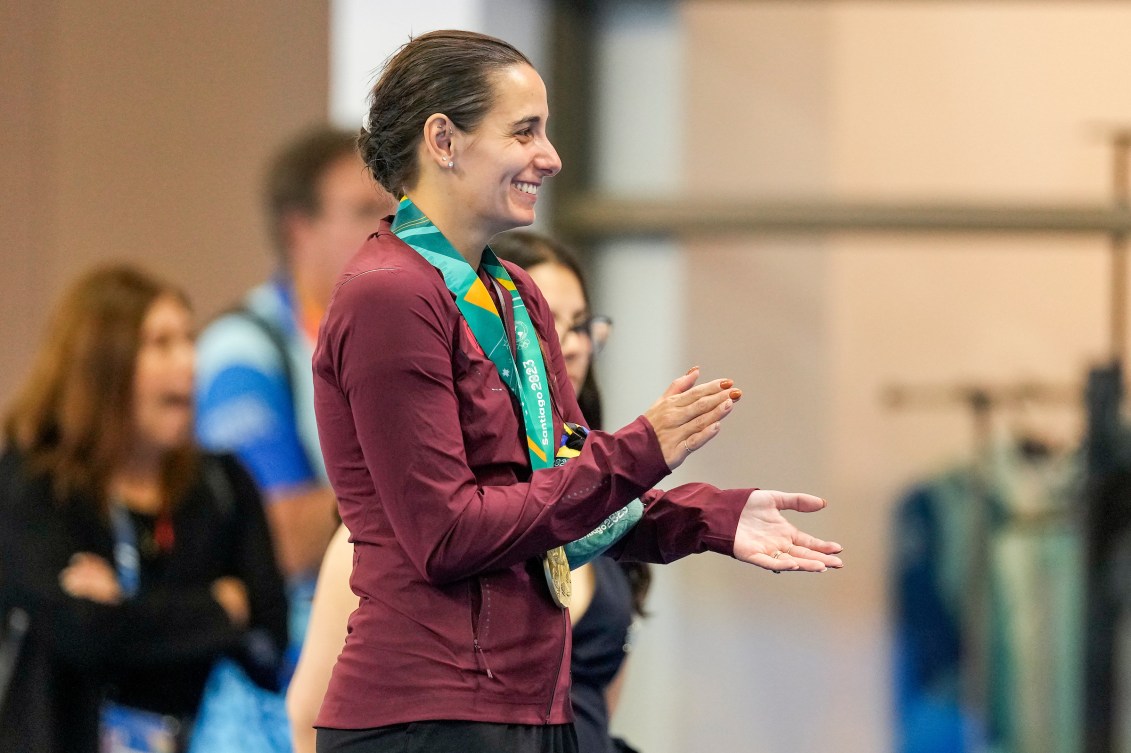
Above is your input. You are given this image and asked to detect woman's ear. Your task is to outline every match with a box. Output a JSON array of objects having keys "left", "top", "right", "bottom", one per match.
[{"left": 422, "top": 113, "right": 456, "bottom": 170}]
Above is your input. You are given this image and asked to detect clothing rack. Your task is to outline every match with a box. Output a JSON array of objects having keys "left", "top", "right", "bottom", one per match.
[
  {"left": 884, "top": 378, "right": 1080, "bottom": 733},
  {"left": 881, "top": 132, "right": 1131, "bottom": 753},
  {"left": 882, "top": 381, "right": 1080, "bottom": 450}
]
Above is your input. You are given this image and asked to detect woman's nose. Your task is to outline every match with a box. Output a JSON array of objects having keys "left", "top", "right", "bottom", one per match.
[
  {"left": 537, "top": 137, "right": 562, "bottom": 177},
  {"left": 559, "top": 328, "right": 590, "bottom": 358}
]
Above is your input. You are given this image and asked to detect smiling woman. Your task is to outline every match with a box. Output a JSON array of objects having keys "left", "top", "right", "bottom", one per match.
[
  {"left": 357, "top": 32, "right": 560, "bottom": 265},
  {"left": 311, "top": 29, "right": 842, "bottom": 753}
]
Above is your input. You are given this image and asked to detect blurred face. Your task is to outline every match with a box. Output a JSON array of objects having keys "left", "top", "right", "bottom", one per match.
[
  {"left": 131, "top": 295, "right": 195, "bottom": 453},
  {"left": 526, "top": 262, "right": 590, "bottom": 393},
  {"left": 290, "top": 153, "right": 396, "bottom": 307},
  {"left": 452, "top": 64, "right": 562, "bottom": 239}
]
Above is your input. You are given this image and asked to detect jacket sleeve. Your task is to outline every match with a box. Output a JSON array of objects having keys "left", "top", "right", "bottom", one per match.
[
  {"left": 317, "top": 267, "right": 672, "bottom": 584},
  {"left": 518, "top": 271, "right": 754, "bottom": 566},
  {"left": 220, "top": 454, "right": 290, "bottom": 660},
  {"left": 609, "top": 484, "right": 752, "bottom": 563}
]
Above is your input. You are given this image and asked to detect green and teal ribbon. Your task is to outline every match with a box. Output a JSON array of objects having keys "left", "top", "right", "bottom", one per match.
[
  {"left": 393, "top": 196, "right": 555, "bottom": 469},
  {"left": 393, "top": 196, "right": 640, "bottom": 570},
  {"left": 555, "top": 424, "right": 643, "bottom": 569}
]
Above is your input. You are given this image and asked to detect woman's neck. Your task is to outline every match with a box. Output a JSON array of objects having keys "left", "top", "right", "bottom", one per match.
[
  {"left": 109, "top": 450, "right": 164, "bottom": 514},
  {"left": 406, "top": 191, "right": 488, "bottom": 269}
]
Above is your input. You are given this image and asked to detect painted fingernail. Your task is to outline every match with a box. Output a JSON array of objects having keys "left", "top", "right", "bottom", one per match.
[
  {"left": 729, "top": 389, "right": 743, "bottom": 400},
  {"left": 720, "top": 379, "right": 734, "bottom": 389},
  {"left": 687, "top": 365, "right": 700, "bottom": 375}
]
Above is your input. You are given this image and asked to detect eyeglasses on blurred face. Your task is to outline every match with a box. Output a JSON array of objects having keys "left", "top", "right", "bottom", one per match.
[{"left": 562, "top": 315, "right": 613, "bottom": 356}]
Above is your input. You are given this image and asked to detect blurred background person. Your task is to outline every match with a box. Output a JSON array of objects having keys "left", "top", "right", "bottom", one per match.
[
  {"left": 285, "top": 524, "right": 354, "bottom": 753},
  {"left": 286, "top": 230, "right": 650, "bottom": 753},
  {"left": 0, "top": 265, "right": 288, "bottom": 753},
  {"left": 194, "top": 126, "right": 396, "bottom": 673}
]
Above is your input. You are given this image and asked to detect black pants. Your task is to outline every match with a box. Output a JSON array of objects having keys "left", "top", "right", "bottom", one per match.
[{"left": 317, "top": 720, "right": 579, "bottom": 753}]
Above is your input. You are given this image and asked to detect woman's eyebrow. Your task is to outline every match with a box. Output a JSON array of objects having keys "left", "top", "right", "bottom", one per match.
[{"left": 509, "top": 115, "right": 542, "bottom": 129}]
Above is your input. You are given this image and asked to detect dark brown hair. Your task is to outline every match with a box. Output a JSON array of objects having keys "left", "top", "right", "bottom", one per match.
[
  {"left": 358, "top": 29, "right": 532, "bottom": 196},
  {"left": 4, "top": 265, "right": 197, "bottom": 512},
  {"left": 266, "top": 126, "right": 362, "bottom": 261},
  {"left": 491, "top": 231, "right": 652, "bottom": 616}
]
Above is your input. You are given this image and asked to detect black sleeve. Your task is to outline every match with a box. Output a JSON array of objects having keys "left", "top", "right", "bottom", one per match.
[
  {"left": 0, "top": 451, "right": 245, "bottom": 673},
  {"left": 217, "top": 454, "right": 289, "bottom": 667}
]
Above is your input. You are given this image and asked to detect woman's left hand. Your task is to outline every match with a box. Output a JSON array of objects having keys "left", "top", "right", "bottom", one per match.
[
  {"left": 732, "top": 491, "right": 844, "bottom": 573},
  {"left": 59, "top": 552, "right": 123, "bottom": 604}
]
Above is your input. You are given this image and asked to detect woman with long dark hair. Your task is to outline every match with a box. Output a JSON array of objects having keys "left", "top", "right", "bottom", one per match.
[{"left": 0, "top": 265, "right": 287, "bottom": 753}]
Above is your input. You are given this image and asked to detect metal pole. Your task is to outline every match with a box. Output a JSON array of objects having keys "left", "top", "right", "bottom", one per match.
[
  {"left": 1111, "top": 132, "right": 1131, "bottom": 362},
  {"left": 557, "top": 196, "right": 1131, "bottom": 238}
]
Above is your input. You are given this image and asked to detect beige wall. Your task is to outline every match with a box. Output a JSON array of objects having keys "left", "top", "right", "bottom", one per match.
[
  {"left": 608, "top": 2, "right": 1129, "bottom": 751},
  {"left": 0, "top": 0, "right": 329, "bottom": 408}
]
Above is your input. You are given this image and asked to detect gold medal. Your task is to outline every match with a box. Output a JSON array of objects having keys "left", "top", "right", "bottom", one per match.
[
  {"left": 541, "top": 424, "right": 586, "bottom": 609},
  {"left": 543, "top": 545, "right": 571, "bottom": 608}
]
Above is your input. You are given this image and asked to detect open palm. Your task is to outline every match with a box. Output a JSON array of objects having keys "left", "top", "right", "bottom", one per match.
[{"left": 733, "top": 490, "right": 844, "bottom": 573}]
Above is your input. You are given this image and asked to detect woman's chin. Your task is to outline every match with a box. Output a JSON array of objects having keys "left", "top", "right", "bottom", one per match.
[{"left": 135, "top": 426, "right": 193, "bottom": 455}]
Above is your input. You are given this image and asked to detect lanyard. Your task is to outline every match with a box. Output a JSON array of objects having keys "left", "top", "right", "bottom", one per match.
[
  {"left": 109, "top": 502, "right": 141, "bottom": 599},
  {"left": 392, "top": 197, "right": 555, "bottom": 470}
]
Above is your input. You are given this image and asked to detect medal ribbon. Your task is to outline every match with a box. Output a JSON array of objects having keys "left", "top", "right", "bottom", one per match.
[
  {"left": 392, "top": 196, "right": 555, "bottom": 470},
  {"left": 557, "top": 424, "right": 644, "bottom": 569}
]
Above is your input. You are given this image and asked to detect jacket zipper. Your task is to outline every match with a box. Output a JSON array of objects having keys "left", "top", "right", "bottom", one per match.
[
  {"left": 544, "top": 607, "right": 569, "bottom": 723},
  {"left": 470, "top": 578, "right": 494, "bottom": 679},
  {"left": 473, "top": 637, "right": 494, "bottom": 679}
]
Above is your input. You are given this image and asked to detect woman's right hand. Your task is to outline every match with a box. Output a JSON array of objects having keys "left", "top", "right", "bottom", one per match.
[
  {"left": 211, "top": 576, "right": 250, "bottom": 628},
  {"left": 642, "top": 367, "right": 742, "bottom": 470},
  {"left": 59, "top": 552, "right": 122, "bottom": 605}
]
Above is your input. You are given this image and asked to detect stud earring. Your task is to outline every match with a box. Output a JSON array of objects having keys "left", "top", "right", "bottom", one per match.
[{"left": 447, "top": 160, "right": 454, "bottom": 169}]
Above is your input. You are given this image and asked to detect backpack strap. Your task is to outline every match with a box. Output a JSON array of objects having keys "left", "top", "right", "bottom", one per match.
[{"left": 217, "top": 306, "right": 318, "bottom": 475}]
